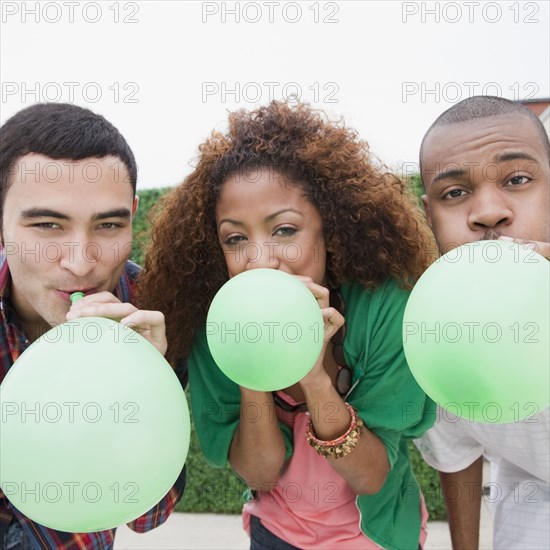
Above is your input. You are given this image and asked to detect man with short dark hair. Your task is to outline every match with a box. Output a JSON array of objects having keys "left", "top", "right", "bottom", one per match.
[
  {"left": 415, "top": 95, "right": 549, "bottom": 549},
  {"left": 0, "top": 103, "right": 186, "bottom": 549}
]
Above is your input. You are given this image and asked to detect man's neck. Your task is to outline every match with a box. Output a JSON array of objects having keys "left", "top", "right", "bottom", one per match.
[
  {"left": 5, "top": 283, "right": 53, "bottom": 343},
  {"left": 22, "top": 319, "right": 52, "bottom": 343}
]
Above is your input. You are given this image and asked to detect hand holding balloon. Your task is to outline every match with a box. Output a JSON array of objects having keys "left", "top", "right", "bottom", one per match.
[
  {"left": 0, "top": 303, "right": 190, "bottom": 532},
  {"left": 66, "top": 291, "right": 168, "bottom": 356},
  {"left": 293, "top": 276, "right": 345, "bottom": 391},
  {"left": 206, "top": 269, "right": 325, "bottom": 391},
  {"left": 498, "top": 235, "right": 550, "bottom": 260}
]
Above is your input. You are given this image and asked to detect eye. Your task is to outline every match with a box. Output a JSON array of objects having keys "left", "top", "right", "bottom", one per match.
[
  {"left": 32, "top": 222, "right": 62, "bottom": 230},
  {"left": 97, "top": 222, "right": 123, "bottom": 230},
  {"left": 274, "top": 226, "right": 297, "bottom": 237},
  {"left": 443, "top": 189, "right": 467, "bottom": 200},
  {"left": 507, "top": 175, "right": 530, "bottom": 186},
  {"left": 224, "top": 235, "right": 247, "bottom": 246}
]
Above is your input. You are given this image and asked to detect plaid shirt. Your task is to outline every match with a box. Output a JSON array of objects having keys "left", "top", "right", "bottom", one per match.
[{"left": 0, "top": 248, "right": 187, "bottom": 549}]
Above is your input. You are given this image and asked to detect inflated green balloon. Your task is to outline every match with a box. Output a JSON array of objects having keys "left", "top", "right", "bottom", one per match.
[
  {"left": 0, "top": 315, "right": 190, "bottom": 532},
  {"left": 206, "top": 269, "right": 324, "bottom": 391},
  {"left": 403, "top": 240, "right": 549, "bottom": 423}
]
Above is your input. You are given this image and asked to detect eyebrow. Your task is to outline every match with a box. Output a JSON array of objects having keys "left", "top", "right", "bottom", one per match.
[
  {"left": 431, "top": 169, "right": 467, "bottom": 186},
  {"left": 431, "top": 151, "right": 540, "bottom": 187},
  {"left": 21, "top": 208, "right": 69, "bottom": 220},
  {"left": 92, "top": 209, "right": 132, "bottom": 221},
  {"left": 219, "top": 208, "right": 304, "bottom": 227},
  {"left": 494, "top": 152, "right": 538, "bottom": 164},
  {"left": 20, "top": 208, "right": 131, "bottom": 221}
]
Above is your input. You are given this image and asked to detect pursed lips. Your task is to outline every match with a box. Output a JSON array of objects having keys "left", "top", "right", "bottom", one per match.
[{"left": 54, "top": 287, "right": 99, "bottom": 301}]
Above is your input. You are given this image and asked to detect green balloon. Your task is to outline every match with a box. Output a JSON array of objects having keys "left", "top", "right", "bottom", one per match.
[
  {"left": 0, "top": 318, "right": 190, "bottom": 532},
  {"left": 206, "top": 269, "right": 324, "bottom": 391},
  {"left": 403, "top": 240, "right": 549, "bottom": 423}
]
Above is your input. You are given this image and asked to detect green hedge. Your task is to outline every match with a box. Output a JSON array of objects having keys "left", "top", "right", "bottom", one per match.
[
  {"left": 175, "top": 399, "right": 247, "bottom": 513},
  {"left": 131, "top": 186, "right": 173, "bottom": 267},
  {"left": 408, "top": 173, "right": 425, "bottom": 203},
  {"left": 131, "top": 181, "right": 446, "bottom": 520}
]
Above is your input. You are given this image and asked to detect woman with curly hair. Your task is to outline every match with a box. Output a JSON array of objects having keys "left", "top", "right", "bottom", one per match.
[{"left": 139, "top": 101, "right": 436, "bottom": 550}]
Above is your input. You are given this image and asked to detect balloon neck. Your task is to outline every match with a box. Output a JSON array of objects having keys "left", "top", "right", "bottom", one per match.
[{"left": 70, "top": 292, "right": 85, "bottom": 304}]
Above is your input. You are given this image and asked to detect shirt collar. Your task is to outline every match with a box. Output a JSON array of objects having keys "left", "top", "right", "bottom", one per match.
[{"left": 0, "top": 245, "right": 9, "bottom": 300}]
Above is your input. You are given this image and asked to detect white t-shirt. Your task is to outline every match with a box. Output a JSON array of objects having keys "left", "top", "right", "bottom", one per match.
[{"left": 415, "top": 406, "right": 550, "bottom": 549}]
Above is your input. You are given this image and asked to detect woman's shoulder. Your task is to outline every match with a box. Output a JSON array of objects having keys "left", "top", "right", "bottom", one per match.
[
  {"left": 338, "top": 279, "right": 411, "bottom": 368},
  {"left": 340, "top": 278, "right": 411, "bottom": 315}
]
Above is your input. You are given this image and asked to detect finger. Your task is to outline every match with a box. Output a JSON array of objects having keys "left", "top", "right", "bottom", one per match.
[
  {"left": 69, "top": 292, "right": 122, "bottom": 311},
  {"left": 321, "top": 307, "right": 345, "bottom": 342},
  {"left": 121, "top": 310, "right": 167, "bottom": 355},
  {"left": 66, "top": 302, "right": 138, "bottom": 321},
  {"left": 297, "top": 279, "right": 330, "bottom": 308},
  {"left": 292, "top": 275, "right": 313, "bottom": 284},
  {"left": 498, "top": 237, "right": 550, "bottom": 260},
  {"left": 121, "top": 310, "right": 165, "bottom": 330},
  {"left": 71, "top": 291, "right": 122, "bottom": 304}
]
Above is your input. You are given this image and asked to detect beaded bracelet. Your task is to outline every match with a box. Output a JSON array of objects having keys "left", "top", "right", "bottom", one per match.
[{"left": 305, "top": 402, "right": 364, "bottom": 459}]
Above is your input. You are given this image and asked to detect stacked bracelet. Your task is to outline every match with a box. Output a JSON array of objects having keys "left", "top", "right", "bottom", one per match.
[{"left": 305, "top": 402, "right": 364, "bottom": 459}]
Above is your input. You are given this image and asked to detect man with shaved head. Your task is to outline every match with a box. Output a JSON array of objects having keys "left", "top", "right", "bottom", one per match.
[
  {"left": 420, "top": 95, "right": 549, "bottom": 257},
  {"left": 415, "top": 96, "right": 549, "bottom": 549}
]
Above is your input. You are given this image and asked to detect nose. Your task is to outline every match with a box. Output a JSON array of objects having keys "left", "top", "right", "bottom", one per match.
[
  {"left": 58, "top": 239, "right": 99, "bottom": 277},
  {"left": 243, "top": 241, "right": 282, "bottom": 271},
  {"left": 467, "top": 188, "right": 513, "bottom": 232}
]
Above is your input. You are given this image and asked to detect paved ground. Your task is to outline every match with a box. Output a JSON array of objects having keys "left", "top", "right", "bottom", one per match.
[
  {"left": 115, "top": 503, "right": 494, "bottom": 549},
  {"left": 115, "top": 462, "right": 495, "bottom": 549}
]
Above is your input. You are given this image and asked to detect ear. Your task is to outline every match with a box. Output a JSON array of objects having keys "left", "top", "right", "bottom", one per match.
[
  {"left": 132, "top": 195, "right": 139, "bottom": 216},
  {"left": 421, "top": 194, "right": 433, "bottom": 229}
]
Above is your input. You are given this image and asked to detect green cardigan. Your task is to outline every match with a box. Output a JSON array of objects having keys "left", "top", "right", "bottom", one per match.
[{"left": 189, "top": 279, "right": 435, "bottom": 549}]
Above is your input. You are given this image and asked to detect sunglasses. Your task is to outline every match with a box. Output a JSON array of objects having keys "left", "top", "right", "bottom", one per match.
[{"left": 273, "top": 289, "right": 352, "bottom": 413}]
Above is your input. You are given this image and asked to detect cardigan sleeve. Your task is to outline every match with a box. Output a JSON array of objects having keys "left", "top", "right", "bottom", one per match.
[
  {"left": 188, "top": 329, "right": 294, "bottom": 468},
  {"left": 342, "top": 279, "right": 436, "bottom": 468},
  {"left": 340, "top": 280, "right": 435, "bottom": 550}
]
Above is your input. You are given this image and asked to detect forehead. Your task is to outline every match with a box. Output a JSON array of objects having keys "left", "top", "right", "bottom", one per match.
[
  {"left": 218, "top": 169, "right": 308, "bottom": 207},
  {"left": 422, "top": 114, "right": 547, "bottom": 167},
  {"left": 5, "top": 153, "right": 133, "bottom": 204}
]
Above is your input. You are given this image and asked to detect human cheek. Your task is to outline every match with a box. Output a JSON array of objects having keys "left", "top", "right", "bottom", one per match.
[
  {"left": 103, "top": 230, "right": 133, "bottom": 263},
  {"left": 523, "top": 197, "right": 549, "bottom": 240},
  {"left": 428, "top": 212, "right": 457, "bottom": 252},
  {"left": 223, "top": 252, "right": 243, "bottom": 278},
  {"left": 304, "top": 242, "right": 326, "bottom": 285}
]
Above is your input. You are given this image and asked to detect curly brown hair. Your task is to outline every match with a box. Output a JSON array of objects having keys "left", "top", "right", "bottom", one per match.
[{"left": 138, "top": 101, "right": 436, "bottom": 362}]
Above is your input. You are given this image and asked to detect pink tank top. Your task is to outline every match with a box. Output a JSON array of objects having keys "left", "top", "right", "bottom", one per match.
[{"left": 242, "top": 393, "right": 428, "bottom": 549}]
